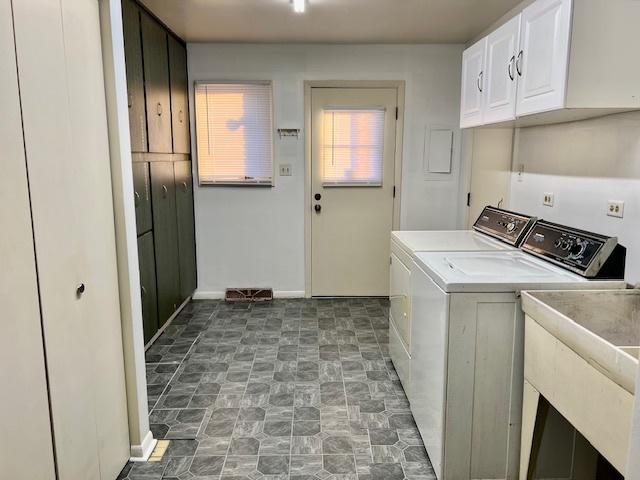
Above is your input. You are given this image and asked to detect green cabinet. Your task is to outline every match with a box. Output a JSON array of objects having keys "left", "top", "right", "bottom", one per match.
[
  {"left": 141, "top": 12, "right": 172, "bottom": 153},
  {"left": 137, "top": 231, "right": 158, "bottom": 344},
  {"left": 121, "top": 0, "right": 147, "bottom": 152},
  {"left": 150, "top": 161, "right": 180, "bottom": 326},
  {"left": 174, "top": 161, "right": 197, "bottom": 301},
  {"left": 168, "top": 36, "right": 190, "bottom": 154},
  {"left": 132, "top": 162, "right": 152, "bottom": 235}
]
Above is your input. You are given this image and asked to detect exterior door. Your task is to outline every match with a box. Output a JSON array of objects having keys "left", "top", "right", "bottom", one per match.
[
  {"left": 310, "top": 87, "right": 397, "bottom": 296},
  {"left": 460, "top": 38, "right": 486, "bottom": 128},
  {"left": 12, "top": 0, "right": 130, "bottom": 478},
  {"left": 484, "top": 15, "right": 521, "bottom": 123},
  {"left": 516, "top": 0, "right": 572, "bottom": 116},
  {"left": 0, "top": 0, "right": 56, "bottom": 476}
]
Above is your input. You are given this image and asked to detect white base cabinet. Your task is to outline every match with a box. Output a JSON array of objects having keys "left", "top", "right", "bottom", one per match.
[
  {"left": 460, "top": 0, "right": 640, "bottom": 128},
  {"left": 389, "top": 244, "right": 413, "bottom": 398}
]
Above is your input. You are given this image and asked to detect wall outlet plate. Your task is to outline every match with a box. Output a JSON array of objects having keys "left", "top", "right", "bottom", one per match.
[
  {"left": 607, "top": 200, "right": 624, "bottom": 218},
  {"left": 279, "top": 164, "right": 292, "bottom": 176},
  {"left": 543, "top": 192, "right": 554, "bottom": 207}
]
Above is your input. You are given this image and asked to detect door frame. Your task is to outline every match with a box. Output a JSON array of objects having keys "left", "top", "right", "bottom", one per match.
[{"left": 303, "top": 80, "right": 405, "bottom": 297}]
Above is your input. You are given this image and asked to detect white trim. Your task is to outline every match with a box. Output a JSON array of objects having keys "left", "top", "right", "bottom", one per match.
[
  {"left": 129, "top": 430, "right": 157, "bottom": 462},
  {"left": 144, "top": 296, "right": 192, "bottom": 350},
  {"left": 193, "top": 290, "right": 305, "bottom": 300}
]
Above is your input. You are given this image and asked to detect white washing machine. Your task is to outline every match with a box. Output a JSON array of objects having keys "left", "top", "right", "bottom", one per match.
[
  {"left": 389, "top": 206, "right": 536, "bottom": 400},
  {"left": 410, "top": 221, "right": 627, "bottom": 480}
]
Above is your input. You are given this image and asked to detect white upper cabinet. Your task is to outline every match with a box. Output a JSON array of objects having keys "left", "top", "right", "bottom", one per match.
[
  {"left": 460, "top": 0, "right": 640, "bottom": 128},
  {"left": 460, "top": 38, "right": 486, "bottom": 128},
  {"left": 484, "top": 14, "right": 521, "bottom": 123},
  {"left": 515, "top": 0, "right": 571, "bottom": 116}
]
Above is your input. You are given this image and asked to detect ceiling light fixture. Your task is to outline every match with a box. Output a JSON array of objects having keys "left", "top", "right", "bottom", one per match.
[{"left": 292, "top": 0, "right": 305, "bottom": 13}]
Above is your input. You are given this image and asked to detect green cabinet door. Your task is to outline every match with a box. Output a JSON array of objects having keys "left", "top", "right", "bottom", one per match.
[
  {"left": 141, "top": 12, "right": 172, "bottom": 153},
  {"left": 174, "top": 161, "right": 197, "bottom": 300},
  {"left": 168, "top": 36, "right": 190, "bottom": 154},
  {"left": 150, "top": 161, "right": 181, "bottom": 326},
  {"left": 121, "top": 0, "right": 147, "bottom": 152},
  {"left": 132, "top": 162, "right": 152, "bottom": 235},
  {"left": 137, "top": 231, "right": 159, "bottom": 344}
]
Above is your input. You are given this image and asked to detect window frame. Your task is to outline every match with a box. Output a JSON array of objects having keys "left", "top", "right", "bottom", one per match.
[{"left": 193, "top": 80, "right": 275, "bottom": 187}]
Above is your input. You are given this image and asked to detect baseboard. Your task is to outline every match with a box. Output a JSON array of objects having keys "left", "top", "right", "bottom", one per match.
[
  {"left": 129, "top": 430, "right": 157, "bottom": 462},
  {"left": 144, "top": 295, "right": 191, "bottom": 350},
  {"left": 193, "top": 290, "right": 305, "bottom": 300}
]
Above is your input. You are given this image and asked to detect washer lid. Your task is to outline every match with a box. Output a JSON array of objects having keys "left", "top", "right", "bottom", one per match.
[
  {"left": 412, "top": 251, "right": 612, "bottom": 293},
  {"left": 391, "top": 230, "right": 515, "bottom": 255}
]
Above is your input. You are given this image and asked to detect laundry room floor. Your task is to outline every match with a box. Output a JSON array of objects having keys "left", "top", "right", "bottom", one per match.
[{"left": 118, "top": 298, "right": 435, "bottom": 480}]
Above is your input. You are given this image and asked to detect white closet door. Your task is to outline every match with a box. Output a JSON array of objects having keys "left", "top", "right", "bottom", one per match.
[
  {"left": 460, "top": 38, "right": 487, "bottom": 128},
  {"left": 0, "top": 0, "right": 56, "bottom": 477},
  {"left": 12, "top": 0, "right": 130, "bottom": 478},
  {"left": 483, "top": 15, "right": 521, "bottom": 123},
  {"left": 516, "top": 0, "right": 572, "bottom": 116}
]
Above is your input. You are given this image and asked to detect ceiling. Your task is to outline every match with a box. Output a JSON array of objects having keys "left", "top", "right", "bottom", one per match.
[{"left": 139, "top": 0, "right": 522, "bottom": 44}]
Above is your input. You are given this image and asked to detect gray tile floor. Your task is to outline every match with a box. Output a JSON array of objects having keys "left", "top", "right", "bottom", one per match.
[{"left": 118, "top": 298, "right": 435, "bottom": 480}]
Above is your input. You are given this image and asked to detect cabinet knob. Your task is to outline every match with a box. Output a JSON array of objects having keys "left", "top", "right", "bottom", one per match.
[
  {"left": 157, "top": 102, "right": 163, "bottom": 116},
  {"left": 76, "top": 283, "right": 86, "bottom": 297}
]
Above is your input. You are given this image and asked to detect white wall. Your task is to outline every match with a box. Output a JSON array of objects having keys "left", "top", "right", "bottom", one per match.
[
  {"left": 187, "top": 44, "right": 464, "bottom": 297},
  {"left": 509, "top": 111, "right": 640, "bottom": 284}
]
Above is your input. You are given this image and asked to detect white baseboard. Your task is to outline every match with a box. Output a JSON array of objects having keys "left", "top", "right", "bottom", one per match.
[
  {"left": 193, "top": 290, "right": 305, "bottom": 300},
  {"left": 129, "top": 430, "right": 157, "bottom": 462}
]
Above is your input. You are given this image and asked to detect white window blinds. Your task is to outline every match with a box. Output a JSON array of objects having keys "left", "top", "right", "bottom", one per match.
[
  {"left": 321, "top": 107, "right": 385, "bottom": 186},
  {"left": 195, "top": 82, "right": 273, "bottom": 185}
]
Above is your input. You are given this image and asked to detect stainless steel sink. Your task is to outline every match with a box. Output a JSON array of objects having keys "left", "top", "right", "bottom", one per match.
[{"left": 522, "top": 289, "right": 639, "bottom": 394}]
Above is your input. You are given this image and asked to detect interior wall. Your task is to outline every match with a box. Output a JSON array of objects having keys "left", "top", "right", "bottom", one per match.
[
  {"left": 187, "top": 43, "right": 464, "bottom": 297},
  {"left": 508, "top": 111, "right": 640, "bottom": 284}
]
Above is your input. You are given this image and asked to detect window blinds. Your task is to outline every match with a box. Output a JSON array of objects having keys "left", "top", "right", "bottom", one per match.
[
  {"left": 195, "top": 82, "right": 273, "bottom": 185},
  {"left": 321, "top": 107, "right": 385, "bottom": 186}
]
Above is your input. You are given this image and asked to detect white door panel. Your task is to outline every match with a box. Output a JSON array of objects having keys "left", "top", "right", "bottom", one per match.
[
  {"left": 311, "top": 87, "right": 397, "bottom": 296},
  {"left": 460, "top": 38, "right": 486, "bottom": 128},
  {"left": 516, "top": 0, "right": 572, "bottom": 116},
  {"left": 484, "top": 15, "right": 521, "bottom": 123}
]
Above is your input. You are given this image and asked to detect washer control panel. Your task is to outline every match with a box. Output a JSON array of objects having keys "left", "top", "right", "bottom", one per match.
[
  {"left": 521, "top": 221, "right": 618, "bottom": 277},
  {"left": 472, "top": 206, "right": 537, "bottom": 246}
]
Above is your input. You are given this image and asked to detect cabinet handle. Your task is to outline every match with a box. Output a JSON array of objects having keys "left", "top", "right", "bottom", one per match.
[
  {"left": 76, "top": 283, "right": 86, "bottom": 297},
  {"left": 516, "top": 50, "right": 523, "bottom": 76},
  {"left": 128, "top": 93, "right": 133, "bottom": 108},
  {"left": 182, "top": 181, "right": 188, "bottom": 192},
  {"left": 162, "top": 184, "right": 168, "bottom": 197},
  {"left": 179, "top": 109, "right": 184, "bottom": 123},
  {"left": 141, "top": 285, "right": 147, "bottom": 297},
  {"left": 156, "top": 102, "right": 163, "bottom": 116},
  {"left": 508, "top": 55, "right": 515, "bottom": 81},
  {"left": 134, "top": 190, "right": 141, "bottom": 206},
  {"left": 477, "top": 71, "right": 483, "bottom": 92}
]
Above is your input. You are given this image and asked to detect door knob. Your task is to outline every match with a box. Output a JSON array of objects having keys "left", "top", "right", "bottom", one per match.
[
  {"left": 76, "top": 283, "right": 86, "bottom": 298},
  {"left": 314, "top": 193, "right": 321, "bottom": 201},
  {"left": 314, "top": 204, "right": 321, "bottom": 213}
]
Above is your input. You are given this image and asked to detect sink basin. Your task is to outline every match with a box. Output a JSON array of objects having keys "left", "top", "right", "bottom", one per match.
[{"left": 522, "top": 289, "right": 639, "bottom": 394}]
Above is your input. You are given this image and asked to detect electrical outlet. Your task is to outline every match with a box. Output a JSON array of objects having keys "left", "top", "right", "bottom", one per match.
[
  {"left": 543, "top": 192, "right": 554, "bottom": 207},
  {"left": 279, "top": 164, "right": 292, "bottom": 176},
  {"left": 607, "top": 200, "right": 624, "bottom": 218}
]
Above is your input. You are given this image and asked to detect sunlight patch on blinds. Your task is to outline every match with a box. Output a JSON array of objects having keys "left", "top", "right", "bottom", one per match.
[
  {"left": 321, "top": 107, "right": 385, "bottom": 186},
  {"left": 195, "top": 82, "right": 273, "bottom": 185}
]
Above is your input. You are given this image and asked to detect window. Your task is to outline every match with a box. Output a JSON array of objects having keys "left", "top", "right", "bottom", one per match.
[
  {"left": 321, "top": 107, "right": 385, "bottom": 186},
  {"left": 194, "top": 82, "right": 273, "bottom": 185}
]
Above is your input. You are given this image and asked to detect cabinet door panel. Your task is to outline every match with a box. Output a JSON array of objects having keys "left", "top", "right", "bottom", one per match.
[
  {"left": 141, "top": 12, "right": 172, "bottom": 153},
  {"left": 460, "top": 38, "right": 486, "bottom": 128},
  {"left": 175, "top": 161, "right": 197, "bottom": 300},
  {"left": 121, "top": 0, "right": 147, "bottom": 152},
  {"left": 169, "top": 36, "right": 190, "bottom": 154},
  {"left": 484, "top": 15, "right": 520, "bottom": 123},
  {"left": 132, "top": 161, "right": 152, "bottom": 234},
  {"left": 516, "top": 0, "right": 572, "bottom": 116},
  {"left": 150, "top": 161, "right": 181, "bottom": 326},
  {"left": 137, "top": 231, "right": 159, "bottom": 344}
]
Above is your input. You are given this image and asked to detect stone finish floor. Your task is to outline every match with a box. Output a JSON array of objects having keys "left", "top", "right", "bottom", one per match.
[{"left": 118, "top": 298, "right": 435, "bottom": 480}]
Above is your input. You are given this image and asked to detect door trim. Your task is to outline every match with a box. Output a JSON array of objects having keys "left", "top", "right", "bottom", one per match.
[{"left": 303, "top": 80, "right": 405, "bottom": 298}]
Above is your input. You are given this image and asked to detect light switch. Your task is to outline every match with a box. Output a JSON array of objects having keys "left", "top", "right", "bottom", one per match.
[{"left": 279, "top": 164, "right": 292, "bottom": 176}]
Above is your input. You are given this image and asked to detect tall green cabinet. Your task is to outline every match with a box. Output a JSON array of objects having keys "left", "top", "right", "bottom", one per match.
[{"left": 122, "top": 0, "right": 197, "bottom": 345}]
